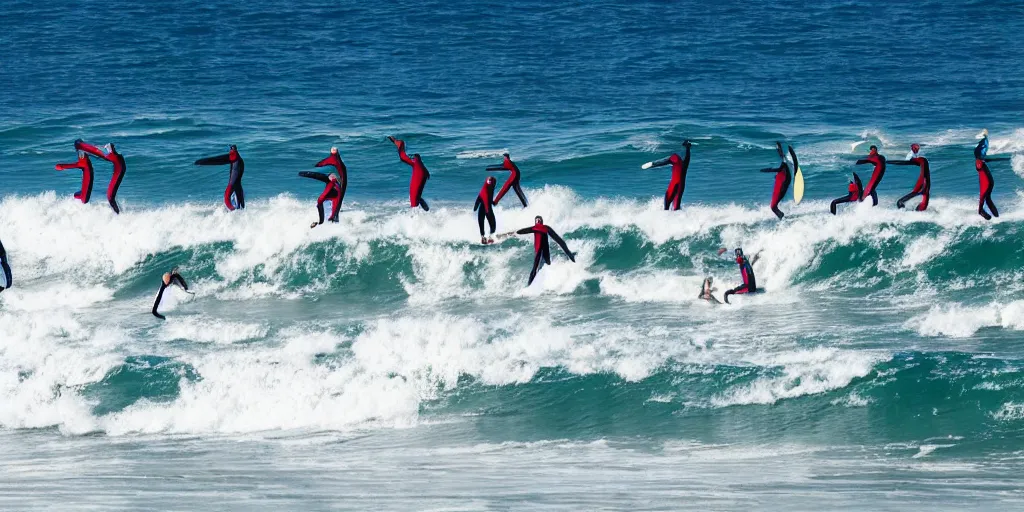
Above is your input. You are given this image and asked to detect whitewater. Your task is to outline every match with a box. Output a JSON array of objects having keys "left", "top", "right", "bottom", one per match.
[{"left": 6, "top": 0, "right": 1024, "bottom": 508}]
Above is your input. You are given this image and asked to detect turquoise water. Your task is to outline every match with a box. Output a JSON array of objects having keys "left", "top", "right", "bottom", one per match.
[{"left": 3, "top": 0, "right": 1024, "bottom": 509}]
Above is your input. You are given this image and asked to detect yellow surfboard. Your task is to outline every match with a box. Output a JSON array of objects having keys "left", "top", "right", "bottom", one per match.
[{"left": 793, "top": 167, "right": 805, "bottom": 204}]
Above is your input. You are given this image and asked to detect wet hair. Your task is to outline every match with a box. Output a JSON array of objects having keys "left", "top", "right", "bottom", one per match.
[
  {"left": 535, "top": 216, "right": 543, "bottom": 224},
  {"left": 869, "top": 145, "right": 878, "bottom": 152}
]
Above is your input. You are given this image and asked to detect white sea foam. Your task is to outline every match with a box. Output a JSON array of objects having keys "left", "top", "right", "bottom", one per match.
[{"left": 906, "top": 300, "right": 1024, "bottom": 338}]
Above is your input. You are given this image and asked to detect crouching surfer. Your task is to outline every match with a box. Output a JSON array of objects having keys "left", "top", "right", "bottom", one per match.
[{"left": 722, "top": 248, "right": 760, "bottom": 304}]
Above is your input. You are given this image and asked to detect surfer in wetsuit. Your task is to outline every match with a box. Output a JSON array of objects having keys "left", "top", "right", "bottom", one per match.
[
  {"left": 151, "top": 268, "right": 191, "bottom": 320},
  {"left": 312, "top": 146, "right": 347, "bottom": 208},
  {"left": 75, "top": 140, "right": 126, "bottom": 214},
  {"left": 55, "top": 150, "right": 95, "bottom": 204},
  {"left": 830, "top": 173, "right": 864, "bottom": 215},
  {"left": 514, "top": 216, "right": 575, "bottom": 286},
  {"left": 724, "top": 248, "right": 758, "bottom": 304},
  {"left": 974, "top": 130, "right": 1009, "bottom": 221},
  {"left": 759, "top": 142, "right": 795, "bottom": 219},
  {"left": 389, "top": 136, "right": 430, "bottom": 211},
  {"left": 856, "top": 145, "right": 887, "bottom": 206},
  {"left": 890, "top": 143, "right": 930, "bottom": 212},
  {"left": 299, "top": 170, "right": 344, "bottom": 228},
  {"left": 475, "top": 176, "right": 498, "bottom": 244},
  {"left": 487, "top": 153, "right": 528, "bottom": 208},
  {"left": 195, "top": 145, "right": 245, "bottom": 211},
  {"left": 698, "top": 276, "right": 721, "bottom": 304},
  {"left": 0, "top": 239, "right": 11, "bottom": 293},
  {"left": 645, "top": 140, "right": 692, "bottom": 211}
]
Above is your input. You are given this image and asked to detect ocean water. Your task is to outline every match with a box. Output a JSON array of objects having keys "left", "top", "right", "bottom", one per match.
[{"left": 3, "top": 0, "right": 1024, "bottom": 509}]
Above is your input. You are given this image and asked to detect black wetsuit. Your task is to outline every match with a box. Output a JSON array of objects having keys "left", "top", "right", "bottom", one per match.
[
  {"left": 516, "top": 222, "right": 575, "bottom": 285},
  {"left": 0, "top": 239, "right": 11, "bottom": 293},
  {"left": 152, "top": 273, "right": 189, "bottom": 320}
]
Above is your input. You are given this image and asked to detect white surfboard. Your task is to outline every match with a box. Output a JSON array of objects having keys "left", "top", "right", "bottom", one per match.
[{"left": 793, "top": 167, "right": 805, "bottom": 204}]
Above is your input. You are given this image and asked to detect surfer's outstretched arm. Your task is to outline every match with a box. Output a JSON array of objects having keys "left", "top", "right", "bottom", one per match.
[
  {"left": 194, "top": 154, "right": 232, "bottom": 166},
  {"left": 547, "top": 229, "right": 575, "bottom": 262},
  {"left": 516, "top": 227, "right": 536, "bottom": 235},
  {"left": 299, "top": 171, "right": 331, "bottom": 184},
  {"left": 390, "top": 137, "right": 415, "bottom": 166},
  {"left": 55, "top": 161, "right": 85, "bottom": 171},
  {"left": 648, "top": 157, "right": 673, "bottom": 168},
  {"left": 759, "top": 164, "right": 785, "bottom": 173}
]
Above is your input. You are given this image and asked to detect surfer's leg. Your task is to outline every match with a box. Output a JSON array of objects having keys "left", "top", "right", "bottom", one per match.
[
  {"left": 916, "top": 190, "right": 929, "bottom": 211},
  {"left": 486, "top": 209, "right": 496, "bottom": 235},
  {"left": 528, "top": 251, "right": 543, "bottom": 285},
  {"left": 896, "top": 191, "right": 917, "bottom": 209},
  {"left": 979, "top": 174, "right": 995, "bottom": 220},
  {"left": 663, "top": 182, "right": 677, "bottom": 211},
  {"left": 316, "top": 201, "right": 325, "bottom": 225},
  {"left": 829, "top": 195, "right": 853, "bottom": 215},
  {"left": 512, "top": 181, "right": 528, "bottom": 208},
  {"left": 477, "top": 207, "right": 486, "bottom": 236}
]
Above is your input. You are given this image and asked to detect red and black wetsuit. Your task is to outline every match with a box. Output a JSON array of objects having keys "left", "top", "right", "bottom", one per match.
[
  {"left": 314, "top": 152, "right": 348, "bottom": 211},
  {"left": 195, "top": 146, "right": 245, "bottom": 211},
  {"left": 0, "top": 239, "right": 11, "bottom": 293},
  {"left": 474, "top": 178, "right": 497, "bottom": 237},
  {"left": 152, "top": 273, "right": 189, "bottom": 320},
  {"left": 723, "top": 255, "right": 757, "bottom": 304},
  {"left": 830, "top": 173, "right": 863, "bottom": 215},
  {"left": 856, "top": 152, "right": 887, "bottom": 206},
  {"left": 487, "top": 154, "right": 528, "bottom": 208},
  {"left": 298, "top": 172, "right": 344, "bottom": 224},
  {"left": 649, "top": 144, "right": 691, "bottom": 211},
  {"left": 75, "top": 140, "right": 125, "bottom": 214},
  {"left": 759, "top": 144, "right": 794, "bottom": 219},
  {"left": 891, "top": 157, "right": 930, "bottom": 212},
  {"left": 973, "top": 137, "right": 1010, "bottom": 220},
  {"left": 515, "top": 221, "right": 575, "bottom": 285},
  {"left": 393, "top": 139, "right": 430, "bottom": 211},
  {"left": 55, "top": 152, "right": 94, "bottom": 204}
]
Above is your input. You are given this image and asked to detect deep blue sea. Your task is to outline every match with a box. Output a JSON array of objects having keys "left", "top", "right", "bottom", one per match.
[{"left": 3, "top": 0, "right": 1024, "bottom": 510}]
